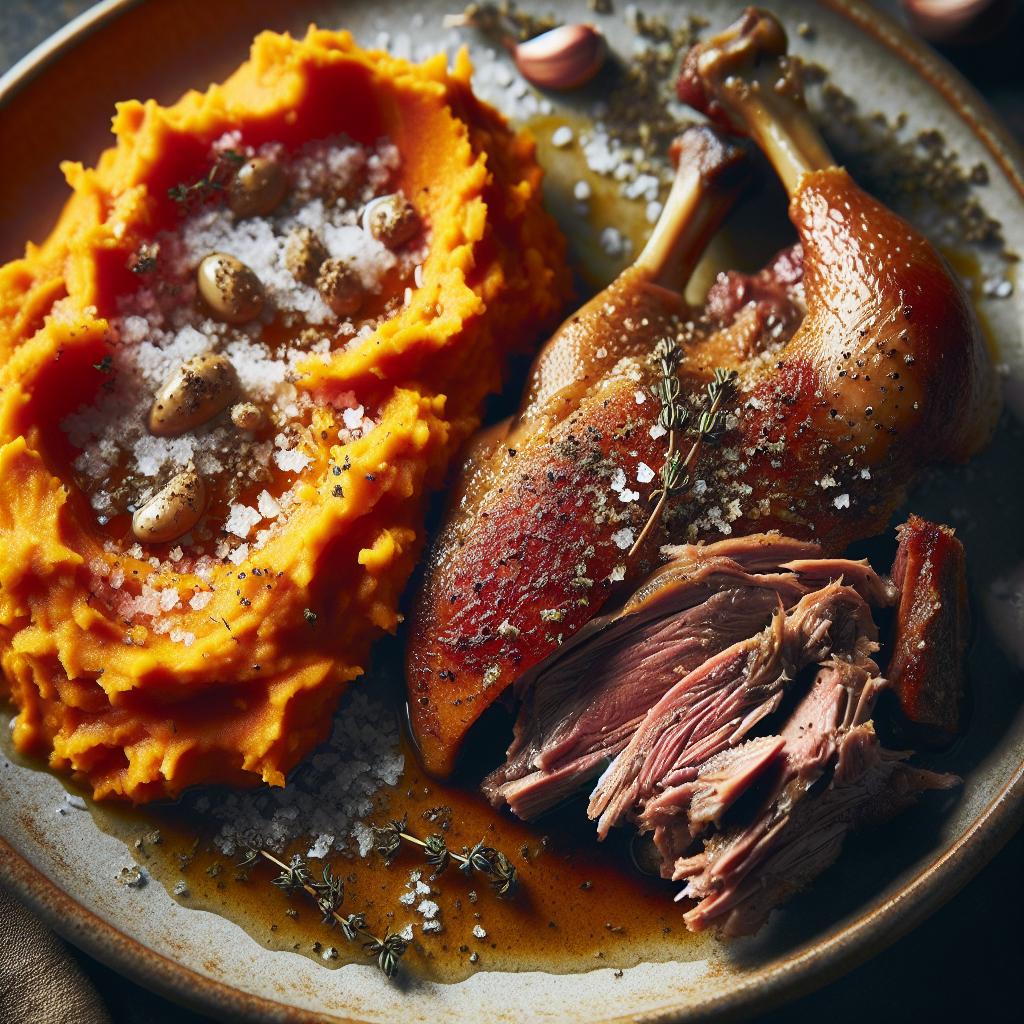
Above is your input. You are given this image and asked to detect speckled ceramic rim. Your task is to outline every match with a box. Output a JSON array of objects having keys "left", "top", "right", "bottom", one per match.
[{"left": 0, "top": 2, "right": 1021, "bottom": 1022}]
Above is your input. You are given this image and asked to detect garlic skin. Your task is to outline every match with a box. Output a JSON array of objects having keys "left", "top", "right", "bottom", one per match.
[{"left": 514, "top": 24, "right": 607, "bottom": 91}]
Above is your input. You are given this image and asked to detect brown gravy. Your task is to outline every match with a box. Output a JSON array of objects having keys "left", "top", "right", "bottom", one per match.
[{"left": 84, "top": 734, "right": 705, "bottom": 982}]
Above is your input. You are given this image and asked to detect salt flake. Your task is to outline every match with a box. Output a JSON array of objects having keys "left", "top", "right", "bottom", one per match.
[
  {"left": 551, "top": 126, "right": 574, "bottom": 148},
  {"left": 417, "top": 899, "right": 440, "bottom": 920},
  {"left": 611, "top": 528, "right": 634, "bottom": 550},
  {"left": 342, "top": 405, "right": 365, "bottom": 431}
]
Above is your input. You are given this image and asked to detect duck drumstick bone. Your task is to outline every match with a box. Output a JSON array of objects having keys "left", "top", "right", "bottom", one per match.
[
  {"left": 678, "top": 6, "right": 999, "bottom": 466},
  {"left": 633, "top": 127, "right": 751, "bottom": 289},
  {"left": 676, "top": 8, "right": 833, "bottom": 193},
  {"left": 514, "top": 125, "right": 748, "bottom": 431}
]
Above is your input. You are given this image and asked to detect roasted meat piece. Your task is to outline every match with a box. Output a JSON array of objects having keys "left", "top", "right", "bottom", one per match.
[
  {"left": 406, "top": 8, "right": 999, "bottom": 776},
  {"left": 408, "top": 126, "right": 753, "bottom": 773},
  {"left": 483, "top": 533, "right": 895, "bottom": 820},
  {"left": 888, "top": 515, "right": 970, "bottom": 742},
  {"left": 673, "top": 719, "right": 957, "bottom": 937},
  {"left": 486, "top": 525, "right": 959, "bottom": 936}
]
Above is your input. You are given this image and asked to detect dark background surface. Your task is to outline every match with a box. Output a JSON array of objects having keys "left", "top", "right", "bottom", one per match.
[{"left": 1, "top": 1, "right": 1022, "bottom": 1022}]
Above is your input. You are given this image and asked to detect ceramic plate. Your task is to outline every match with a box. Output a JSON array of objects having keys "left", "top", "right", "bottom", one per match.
[{"left": 1, "top": 1, "right": 1022, "bottom": 1021}]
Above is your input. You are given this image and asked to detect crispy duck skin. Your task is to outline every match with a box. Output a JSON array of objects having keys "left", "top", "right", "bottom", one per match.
[
  {"left": 407, "top": 126, "right": 751, "bottom": 775},
  {"left": 406, "top": 9, "right": 999, "bottom": 777},
  {"left": 888, "top": 515, "right": 970, "bottom": 742}
]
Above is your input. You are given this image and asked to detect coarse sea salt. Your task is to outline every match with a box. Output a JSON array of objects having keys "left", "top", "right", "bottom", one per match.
[
  {"left": 257, "top": 490, "right": 281, "bottom": 518},
  {"left": 227, "top": 544, "right": 249, "bottom": 566},
  {"left": 307, "top": 833, "right": 335, "bottom": 859},
  {"left": 611, "top": 527, "right": 634, "bottom": 550},
  {"left": 342, "top": 405, "right": 365, "bottom": 431},
  {"left": 185, "top": 688, "right": 403, "bottom": 857},
  {"left": 224, "top": 504, "right": 262, "bottom": 539},
  {"left": 599, "top": 226, "right": 628, "bottom": 258},
  {"left": 417, "top": 899, "right": 440, "bottom": 920},
  {"left": 551, "top": 125, "right": 574, "bottom": 148},
  {"left": 273, "top": 448, "right": 313, "bottom": 474}
]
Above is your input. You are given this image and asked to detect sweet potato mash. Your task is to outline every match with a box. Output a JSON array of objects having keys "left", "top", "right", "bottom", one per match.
[{"left": 0, "top": 28, "right": 569, "bottom": 800}]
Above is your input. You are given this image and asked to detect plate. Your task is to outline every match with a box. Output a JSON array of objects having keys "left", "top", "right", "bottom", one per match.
[{"left": 1, "top": 2, "right": 1022, "bottom": 1022}]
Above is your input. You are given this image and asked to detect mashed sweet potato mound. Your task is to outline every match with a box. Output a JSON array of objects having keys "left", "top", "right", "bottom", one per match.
[{"left": 0, "top": 28, "right": 570, "bottom": 801}]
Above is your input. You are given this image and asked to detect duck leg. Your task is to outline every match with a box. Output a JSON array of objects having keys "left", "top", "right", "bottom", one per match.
[
  {"left": 678, "top": 8, "right": 999, "bottom": 468},
  {"left": 408, "top": 127, "right": 748, "bottom": 776},
  {"left": 575, "top": 8, "right": 999, "bottom": 834},
  {"left": 407, "top": 10, "right": 999, "bottom": 783}
]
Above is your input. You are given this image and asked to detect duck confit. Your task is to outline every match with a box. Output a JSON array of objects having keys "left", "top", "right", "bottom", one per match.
[{"left": 406, "top": 7, "right": 999, "bottom": 777}]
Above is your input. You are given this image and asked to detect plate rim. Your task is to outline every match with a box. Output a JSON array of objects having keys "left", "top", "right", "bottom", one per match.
[{"left": 0, "top": 1, "right": 1022, "bottom": 1022}]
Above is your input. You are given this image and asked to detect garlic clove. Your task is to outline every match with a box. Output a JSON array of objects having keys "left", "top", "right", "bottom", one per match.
[{"left": 514, "top": 24, "right": 608, "bottom": 91}]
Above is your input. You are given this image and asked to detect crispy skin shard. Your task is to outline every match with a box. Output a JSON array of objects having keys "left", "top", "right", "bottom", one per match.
[{"left": 888, "top": 515, "right": 970, "bottom": 742}]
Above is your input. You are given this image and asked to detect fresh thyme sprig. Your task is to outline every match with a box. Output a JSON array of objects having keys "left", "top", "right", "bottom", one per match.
[
  {"left": 627, "top": 342, "right": 738, "bottom": 560},
  {"left": 371, "top": 817, "right": 518, "bottom": 896},
  {"left": 168, "top": 149, "right": 245, "bottom": 209},
  {"left": 239, "top": 847, "right": 409, "bottom": 978}
]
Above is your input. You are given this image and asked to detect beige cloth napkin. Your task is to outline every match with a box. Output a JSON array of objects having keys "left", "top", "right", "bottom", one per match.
[{"left": 0, "top": 885, "right": 111, "bottom": 1024}]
